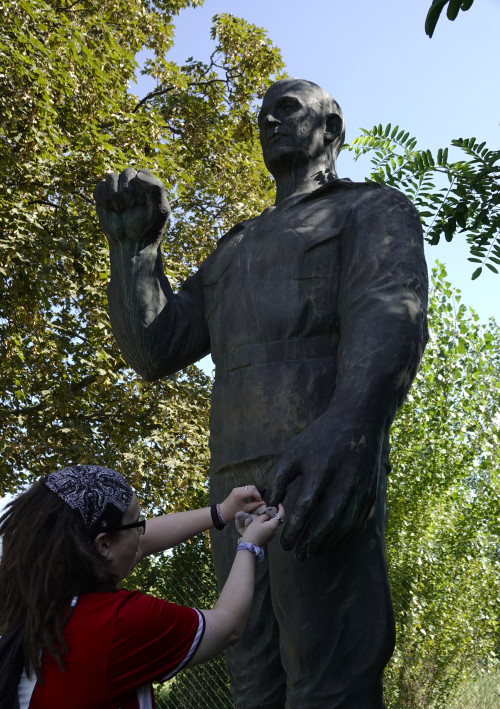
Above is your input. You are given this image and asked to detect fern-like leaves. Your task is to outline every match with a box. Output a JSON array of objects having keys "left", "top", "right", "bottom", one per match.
[{"left": 347, "top": 125, "right": 500, "bottom": 279}]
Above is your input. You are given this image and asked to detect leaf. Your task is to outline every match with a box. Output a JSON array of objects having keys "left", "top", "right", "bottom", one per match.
[
  {"left": 348, "top": 122, "right": 499, "bottom": 276},
  {"left": 425, "top": 0, "right": 448, "bottom": 37}
]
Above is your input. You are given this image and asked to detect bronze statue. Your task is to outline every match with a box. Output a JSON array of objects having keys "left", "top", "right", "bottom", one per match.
[{"left": 94, "top": 78, "right": 428, "bottom": 709}]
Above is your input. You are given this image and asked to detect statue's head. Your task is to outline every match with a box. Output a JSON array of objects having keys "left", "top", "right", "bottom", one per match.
[{"left": 258, "top": 78, "right": 345, "bottom": 178}]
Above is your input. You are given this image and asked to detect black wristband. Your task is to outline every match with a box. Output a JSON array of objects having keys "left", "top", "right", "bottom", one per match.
[{"left": 211, "top": 503, "right": 225, "bottom": 530}]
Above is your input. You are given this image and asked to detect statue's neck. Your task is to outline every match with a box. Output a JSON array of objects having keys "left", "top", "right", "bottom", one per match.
[{"left": 273, "top": 164, "right": 337, "bottom": 204}]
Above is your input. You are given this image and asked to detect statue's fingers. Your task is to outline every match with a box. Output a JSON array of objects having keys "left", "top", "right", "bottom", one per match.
[
  {"left": 266, "top": 457, "right": 300, "bottom": 507},
  {"left": 118, "top": 168, "right": 138, "bottom": 209},
  {"left": 278, "top": 476, "right": 319, "bottom": 552},
  {"left": 135, "top": 169, "right": 166, "bottom": 195},
  {"left": 93, "top": 172, "right": 119, "bottom": 206},
  {"left": 93, "top": 180, "right": 107, "bottom": 205},
  {"left": 294, "top": 486, "right": 344, "bottom": 560},
  {"left": 295, "top": 467, "right": 375, "bottom": 559},
  {"left": 103, "top": 172, "right": 125, "bottom": 212},
  {"left": 135, "top": 169, "right": 170, "bottom": 214},
  {"left": 310, "top": 499, "right": 372, "bottom": 558},
  {"left": 118, "top": 167, "right": 137, "bottom": 189}
]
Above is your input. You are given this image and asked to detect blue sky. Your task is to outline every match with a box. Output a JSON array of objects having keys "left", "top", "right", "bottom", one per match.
[{"left": 137, "top": 0, "right": 500, "bottom": 324}]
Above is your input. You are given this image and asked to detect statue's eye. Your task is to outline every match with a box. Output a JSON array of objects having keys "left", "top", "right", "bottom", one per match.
[
  {"left": 257, "top": 98, "right": 300, "bottom": 126},
  {"left": 278, "top": 98, "right": 300, "bottom": 115}
]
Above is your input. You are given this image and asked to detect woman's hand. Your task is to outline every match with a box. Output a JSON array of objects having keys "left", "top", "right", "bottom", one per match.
[
  {"left": 241, "top": 503, "right": 285, "bottom": 546},
  {"left": 219, "top": 485, "right": 264, "bottom": 522}
]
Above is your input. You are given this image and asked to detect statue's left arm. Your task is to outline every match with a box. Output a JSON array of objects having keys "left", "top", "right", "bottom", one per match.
[{"left": 267, "top": 186, "right": 428, "bottom": 557}]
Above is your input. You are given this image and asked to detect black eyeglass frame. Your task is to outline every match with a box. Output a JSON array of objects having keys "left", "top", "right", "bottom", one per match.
[{"left": 112, "top": 519, "right": 146, "bottom": 535}]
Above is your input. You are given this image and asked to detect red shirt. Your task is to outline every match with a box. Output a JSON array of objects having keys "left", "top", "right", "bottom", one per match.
[{"left": 29, "top": 589, "right": 204, "bottom": 709}]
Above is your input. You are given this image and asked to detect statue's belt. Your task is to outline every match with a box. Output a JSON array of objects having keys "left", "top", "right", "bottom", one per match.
[{"left": 214, "top": 336, "right": 336, "bottom": 374}]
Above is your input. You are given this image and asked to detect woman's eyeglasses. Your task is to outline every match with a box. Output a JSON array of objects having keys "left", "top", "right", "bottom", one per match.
[{"left": 113, "top": 519, "right": 146, "bottom": 535}]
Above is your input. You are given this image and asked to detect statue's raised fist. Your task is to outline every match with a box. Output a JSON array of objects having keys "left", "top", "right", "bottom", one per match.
[{"left": 93, "top": 168, "right": 171, "bottom": 246}]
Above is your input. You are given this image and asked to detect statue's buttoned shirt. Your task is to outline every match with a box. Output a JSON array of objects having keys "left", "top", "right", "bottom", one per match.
[
  {"left": 185, "top": 180, "right": 427, "bottom": 474},
  {"left": 137, "top": 180, "right": 427, "bottom": 475}
]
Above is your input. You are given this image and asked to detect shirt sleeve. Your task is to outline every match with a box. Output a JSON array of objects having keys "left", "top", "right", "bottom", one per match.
[
  {"left": 333, "top": 184, "right": 428, "bottom": 426},
  {"left": 107, "top": 590, "right": 205, "bottom": 692}
]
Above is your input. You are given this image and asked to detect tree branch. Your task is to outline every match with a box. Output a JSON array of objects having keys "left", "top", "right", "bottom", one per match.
[{"left": 132, "top": 79, "right": 227, "bottom": 113}]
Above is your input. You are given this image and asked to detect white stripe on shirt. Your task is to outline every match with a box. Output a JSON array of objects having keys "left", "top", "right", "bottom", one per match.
[{"left": 157, "top": 609, "right": 206, "bottom": 682}]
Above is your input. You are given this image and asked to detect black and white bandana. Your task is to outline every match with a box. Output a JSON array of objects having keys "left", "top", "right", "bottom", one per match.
[{"left": 44, "top": 465, "right": 133, "bottom": 540}]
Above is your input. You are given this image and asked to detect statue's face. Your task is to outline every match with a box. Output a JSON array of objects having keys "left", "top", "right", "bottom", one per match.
[{"left": 258, "top": 79, "right": 329, "bottom": 175}]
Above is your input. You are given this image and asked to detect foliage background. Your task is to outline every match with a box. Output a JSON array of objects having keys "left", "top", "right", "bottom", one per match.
[
  {"left": 0, "top": 0, "right": 283, "bottom": 498},
  {"left": 347, "top": 127, "right": 499, "bottom": 280},
  {"left": 0, "top": 1, "right": 498, "bottom": 707}
]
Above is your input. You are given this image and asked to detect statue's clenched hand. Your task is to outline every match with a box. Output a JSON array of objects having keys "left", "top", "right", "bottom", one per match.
[
  {"left": 93, "top": 168, "right": 171, "bottom": 246},
  {"left": 266, "top": 414, "right": 382, "bottom": 560}
]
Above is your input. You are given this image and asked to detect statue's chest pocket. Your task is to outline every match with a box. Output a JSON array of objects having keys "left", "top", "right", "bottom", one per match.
[{"left": 296, "top": 227, "right": 342, "bottom": 280}]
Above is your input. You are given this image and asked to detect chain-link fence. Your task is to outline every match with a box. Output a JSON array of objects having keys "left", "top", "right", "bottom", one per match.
[
  {"left": 137, "top": 541, "right": 234, "bottom": 709},
  {"left": 146, "top": 538, "right": 499, "bottom": 709}
]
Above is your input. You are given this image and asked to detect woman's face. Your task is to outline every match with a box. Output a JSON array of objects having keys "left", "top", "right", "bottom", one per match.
[{"left": 96, "top": 493, "right": 143, "bottom": 580}]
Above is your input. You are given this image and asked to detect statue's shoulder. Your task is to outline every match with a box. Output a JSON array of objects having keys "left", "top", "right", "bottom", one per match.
[
  {"left": 200, "top": 218, "right": 254, "bottom": 281},
  {"left": 320, "top": 178, "right": 410, "bottom": 201},
  {"left": 215, "top": 218, "right": 254, "bottom": 249},
  {"left": 319, "top": 178, "right": 418, "bottom": 216}
]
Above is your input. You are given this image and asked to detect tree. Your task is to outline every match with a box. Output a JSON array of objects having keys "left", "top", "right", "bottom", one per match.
[
  {"left": 3, "top": 6, "right": 498, "bottom": 708},
  {"left": 425, "top": 0, "right": 476, "bottom": 38},
  {"left": 0, "top": 1, "right": 284, "bottom": 503},
  {"left": 384, "top": 263, "right": 500, "bottom": 708},
  {"left": 347, "top": 126, "right": 500, "bottom": 278}
]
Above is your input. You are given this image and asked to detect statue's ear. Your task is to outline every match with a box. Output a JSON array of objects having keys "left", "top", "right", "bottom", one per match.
[{"left": 324, "top": 113, "right": 343, "bottom": 143}]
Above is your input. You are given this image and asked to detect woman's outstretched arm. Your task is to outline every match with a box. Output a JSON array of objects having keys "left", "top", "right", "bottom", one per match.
[{"left": 139, "top": 486, "right": 264, "bottom": 558}]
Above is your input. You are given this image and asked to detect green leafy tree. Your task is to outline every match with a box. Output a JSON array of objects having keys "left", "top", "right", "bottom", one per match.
[
  {"left": 0, "top": 0, "right": 284, "bottom": 500},
  {"left": 425, "top": 0, "right": 476, "bottom": 38},
  {"left": 384, "top": 263, "right": 500, "bottom": 708},
  {"left": 351, "top": 0, "right": 498, "bottom": 279},
  {"left": 4, "top": 6, "right": 498, "bottom": 709},
  {"left": 347, "top": 125, "right": 500, "bottom": 278}
]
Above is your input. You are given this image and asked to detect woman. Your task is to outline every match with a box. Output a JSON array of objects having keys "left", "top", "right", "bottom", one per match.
[{"left": 0, "top": 464, "right": 284, "bottom": 709}]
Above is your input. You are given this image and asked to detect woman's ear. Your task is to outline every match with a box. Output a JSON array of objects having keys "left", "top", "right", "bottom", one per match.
[{"left": 94, "top": 532, "right": 112, "bottom": 559}]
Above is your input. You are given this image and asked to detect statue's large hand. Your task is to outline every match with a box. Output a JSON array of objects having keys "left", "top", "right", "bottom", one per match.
[
  {"left": 93, "top": 168, "right": 171, "bottom": 246},
  {"left": 266, "top": 415, "right": 382, "bottom": 559}
]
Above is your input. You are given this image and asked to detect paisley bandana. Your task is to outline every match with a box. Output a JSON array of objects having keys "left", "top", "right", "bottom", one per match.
[{"left": 44, "top": 465, "right": 133, "bottom": 540}]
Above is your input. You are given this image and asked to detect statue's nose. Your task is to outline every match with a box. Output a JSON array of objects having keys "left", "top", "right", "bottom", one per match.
[{"left": 263, "top": 113, "right": 281, "bottom": 126}]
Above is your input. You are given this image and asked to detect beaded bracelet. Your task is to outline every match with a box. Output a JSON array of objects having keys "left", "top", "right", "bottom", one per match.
[
  {"left": 237, "top": 541, "right": 264, "bottom": 562},
  {"left": 210, "top": 503, "right": 226, "bottom": 530}
]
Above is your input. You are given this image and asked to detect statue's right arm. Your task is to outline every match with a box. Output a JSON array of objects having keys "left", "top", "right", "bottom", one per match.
[{"left": 94, "top": 168, "right": 210, "bottom": 380}]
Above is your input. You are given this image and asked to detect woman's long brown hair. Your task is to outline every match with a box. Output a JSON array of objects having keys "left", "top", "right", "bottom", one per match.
[{"left": 0, "top": 481, "right": 117, "bottom": 681}]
